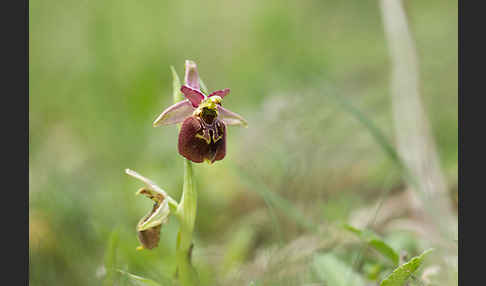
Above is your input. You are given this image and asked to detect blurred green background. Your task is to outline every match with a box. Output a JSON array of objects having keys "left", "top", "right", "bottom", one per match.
[{"left": 29, "top": 0, "right": 457, "bottom": 285}]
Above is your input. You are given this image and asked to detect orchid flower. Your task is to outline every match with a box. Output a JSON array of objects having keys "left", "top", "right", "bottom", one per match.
[{"left": 153, "top": 60, "right": 248, "bottom": 163}]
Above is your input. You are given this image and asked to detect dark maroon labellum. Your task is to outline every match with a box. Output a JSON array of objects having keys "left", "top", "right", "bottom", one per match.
[
  {"left": 137, "top": 224, "right": 161, "bottom": 249},
  {"left": 178, "top": 115, "right": 226, "bottom": 163}
]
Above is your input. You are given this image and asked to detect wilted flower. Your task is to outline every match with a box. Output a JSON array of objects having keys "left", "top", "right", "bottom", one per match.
[
  {"left": 125, "top": 169, "right": 177, "bottom": 250},
  {"left": 136, "top": 187, "right": 167, "bottom": 250},
  {"left": 153, "top": 60, "right": 248, "bottom": 164}
]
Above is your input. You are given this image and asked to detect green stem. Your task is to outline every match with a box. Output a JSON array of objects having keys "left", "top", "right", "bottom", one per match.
[
  {"left": 177, "top": 159, "right": 197, "bottom": 251},
  {"left": 170, "top": 65, "right": 199, "bottom": 285},
  {"left": 176, "top": 241, "right": 198, "bottom": 286},
  {"left": 175, "top": 159, "right": 198, "bottom": 285}
]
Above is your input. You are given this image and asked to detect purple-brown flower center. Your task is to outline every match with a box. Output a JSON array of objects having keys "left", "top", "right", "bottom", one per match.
[{"left": 178, "top": 115, "right": 226, "bottom": 163}]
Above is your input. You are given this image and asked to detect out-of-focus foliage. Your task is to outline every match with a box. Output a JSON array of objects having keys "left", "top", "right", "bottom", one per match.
[
  {"left": 344, "top": 224, "right": 399, "bottom": 266},
  {"left": 313, "top": 253, "right": 366, "bottom": 286},
  {"left": 29, "top": 0, "right": 457, "bottom": 285}
]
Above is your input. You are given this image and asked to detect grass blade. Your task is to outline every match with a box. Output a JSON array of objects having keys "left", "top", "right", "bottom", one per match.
[
  {"left": 117, "top": 269, "right": 163, "bottom": 286},
  {"left": 103, "top": 229, "right": 119, "bottom": 286},
  {"left": 380, "top": 248, "right": 433, "bottom": 286},
  {"left": 344, "top": 224, "right": 399, "bottom": 266}
]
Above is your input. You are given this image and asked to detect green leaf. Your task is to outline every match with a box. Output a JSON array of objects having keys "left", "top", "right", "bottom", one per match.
[
  {"left": 103, "top": 229, "right": 119, "bottom": 286},
  {"left": 313, "top": 253, "right": 366, "bottom": 286},
  {"left": 379, "top": 248, "right": 434, "bottom": 286},
  {"left": 199, "top": 77, "right": 209, "bottom": 95},
  {"left": 368, "top": 239, "right": 400, "bottom": 266},
  {"left": 170, "top": 66, "right": 184, "bottom": 103},
  {"left": 344, "top": 224, "right": 399, "bottom": 265},
  {"left": 343, "top": 224, "right": 362, "bottom": 235},
  {"left": 117, "top": 269, "right": 162, "bottom": 286}
]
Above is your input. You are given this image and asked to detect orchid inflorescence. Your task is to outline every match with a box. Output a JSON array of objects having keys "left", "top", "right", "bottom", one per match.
[
  {"left": 125, "top": 61, "right": 247, "bottom": 285},
  {"left": 153, "top": 60, "right": 248, "bottom": 164}
]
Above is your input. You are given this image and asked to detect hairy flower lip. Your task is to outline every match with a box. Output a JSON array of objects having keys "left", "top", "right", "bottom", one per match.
[
  {"left": 178, "top": 116, "right": 226, "bottom": 163},
  {"left": 137, "top": 225, "right": 161, "bottom": 250}
]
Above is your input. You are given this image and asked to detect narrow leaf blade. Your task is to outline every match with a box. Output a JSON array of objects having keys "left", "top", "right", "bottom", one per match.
[
  {"left": 170, "top": 66, "right": 184, "bottom": 103},
  {"left": 103, "top": 229, "right": 119, "bottom": 286},
  {"left": 199, "top": 77, "right": 209, "bottom": 95},
  {"left": 117, "top": 269, "right": 162, "bottom": 286},
  {"left": 380, "top": 248, "right": 434, "bottom": 286},
  {"left": 344, "top": 224, "right": 399, "bottom": 265}
]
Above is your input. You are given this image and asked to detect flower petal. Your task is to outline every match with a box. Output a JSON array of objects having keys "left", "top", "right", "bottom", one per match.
[
  {"left": 181, "top": 85, "right": 205, "bottom": 107},
  {"left": 184, "top": 60, "right": 200, "bottom": 90},
  {"left": 217, "top": 105, "right": 248, "bottom": 127},
  {"left": 153, "top": 99, "right": 195, "bottom": 127},
  {"left": 137, "top": 224, "right": 161, "bottom": 250},
  {"left": 125, "top": 169, "right": 169, "bottom": 196},
  {"left": 209, "top": 88, "right": 230, "bottom": 98},
  {"left": 137, "top": 194, "right": 170, "bottom": 232},
  {"left": 136, "top": 190, "right": 170, "bottom": 249},
  {"left": 126, "top": 169, "right": 178, "bottom": 211}
]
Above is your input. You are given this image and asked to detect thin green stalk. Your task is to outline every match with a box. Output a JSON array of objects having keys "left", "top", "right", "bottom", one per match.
[
  {"left": 174, "top": 140, "right": 199, "bottom": 286},
  {"left": 176, "top": 159, "right": 199, "bottom": 285},
  {"left": 171, "top": 65, "right": 199, "bottom": 285},
  {"left": 176, "top": 159, "right": 197, "bottom": 251}
]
